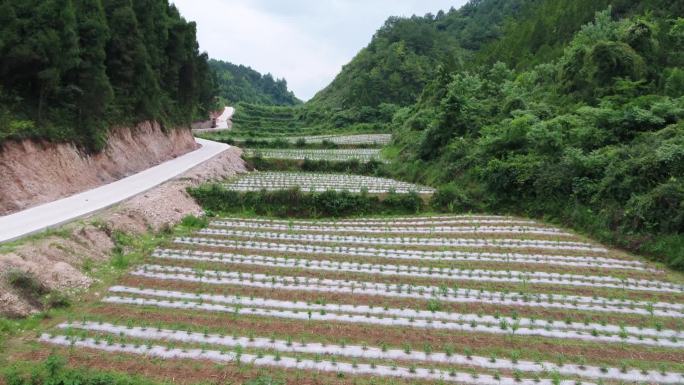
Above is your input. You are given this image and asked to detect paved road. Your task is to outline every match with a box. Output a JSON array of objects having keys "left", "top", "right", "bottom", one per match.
[
  {"left": 193, "top": 106, "right": 235, "bottom": 134},
  {"left": 0, "top": 138, "right": 230, "bottom": 243}
]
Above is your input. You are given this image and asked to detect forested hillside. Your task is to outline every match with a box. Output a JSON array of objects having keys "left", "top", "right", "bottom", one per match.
[
  {"left": 233, "top": 0, "right": 684, "bottom": 268},
  {"left": 381, "top": 1, "right": 684, "bottom": 268},
  {"left": 0, "top": 0, "right": 216, "bottom": 151},
  {"left": 210, "top": 60, "right": 300, "bottom": 106}
]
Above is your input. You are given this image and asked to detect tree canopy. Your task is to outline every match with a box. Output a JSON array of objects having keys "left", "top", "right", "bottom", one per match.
[
  {"left": 210, "top": 59, "right": 300, "bottom": 107},
  {"left": 0, "top": 0, "right": 216, "bottom": 151}
]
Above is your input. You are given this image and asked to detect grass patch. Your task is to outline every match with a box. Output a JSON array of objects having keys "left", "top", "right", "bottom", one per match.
[
  {"left": 3, "top": 354, "right": 170, "bottom": 385},
  {"left": 0, "top": 228, "right": 71, "bottom": 255}
]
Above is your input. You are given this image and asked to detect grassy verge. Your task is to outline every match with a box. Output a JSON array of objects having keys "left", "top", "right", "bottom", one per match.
[
  {"left": 3, "top": 354, "right": 169, "bottom": 385},
  {"left": 0, "top": 216, "right": 209, "bottom": 372}
]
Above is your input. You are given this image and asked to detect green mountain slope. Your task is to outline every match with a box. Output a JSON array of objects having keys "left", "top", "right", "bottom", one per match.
[
  {"left": 210, "top": 59, "right": 301, "bottom": 106},
  {"left": 383, "top": 2, "right": 684, "bottom": 268},
  {"left": 0, "top": 0, "right": 215, "bottom": 151},
  {"left": 234, "top": 0, "right": 684, "bottom": 268},
  {"left": 309, "top": 0, "right": 525, "bottom": 111}
]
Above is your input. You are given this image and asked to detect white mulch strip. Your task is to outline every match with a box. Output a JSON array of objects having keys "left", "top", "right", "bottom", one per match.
[
  {"left": 243, "top": 149, "right": 384, "bottom": 162},
  {"left": 195, "top": 229, "right": 606, "bottom": 252},
  {"left": 224, "top": 172, "right": 434, "bottom": 194},
  {"left": 130, "top": 266, "right": 684, "bottom": 317},
  {"left": 155, "top": 248, "right": 680, "bottom": 293},
  {"left": 208, "top": 221, "right": 572, "bottom": 236},
  {"left": 58, "top": 322, "right": 683, "bottom": 384},
  {"left": 102, "top": 289, "right": 684, "bottom": 348},
  {"left": 172, "top": 237, "right": 646, "bottom": 270},
  {"left": 41, "top": 334, "right": 587, "bottom": 385}
]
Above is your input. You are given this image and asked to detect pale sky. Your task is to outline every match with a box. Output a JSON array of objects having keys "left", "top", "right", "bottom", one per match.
[{"left": 171, "top": 0, "right": 468, "bottom": 101}]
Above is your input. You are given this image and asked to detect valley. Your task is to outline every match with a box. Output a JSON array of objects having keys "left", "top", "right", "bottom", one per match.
[{"left": 1, "top": 1, "right": 683, "bottom": 384}]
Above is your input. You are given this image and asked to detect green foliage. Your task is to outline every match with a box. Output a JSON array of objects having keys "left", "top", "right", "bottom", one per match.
[
  {"left": 4, "top": 354, "right": 168, "bottom": 385},
  {"left": 0, "top": 0, "right": 215, "bottom": 150},
  {"left": 4, "top": 269, "right": 71, "bottom": 311},
  {"left": 244, "top": 377, "right": 285, "bottom": 385},
  {"left": 6, "top": 270, "right": 48, "bottom": 299},
  {"left": 385, "top": 4, "right": 684, "bottom": 269},
  {"left": 179, "top": 215, "right": 208, "bottom": 230},
  {"left": 245, "top": 157, "right": 390, "bottom": 177},
  {"left": 210, "top": 59, "right": 300, "bottom": 106},
  {"left": 188, "top": 185, "right": 426, "bottom": 218}
]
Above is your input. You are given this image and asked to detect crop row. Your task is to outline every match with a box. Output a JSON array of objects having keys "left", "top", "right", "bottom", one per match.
[
  {"left": 192, "top": 230, "right": 606, "bottom": 252},
  {"left": 173, "top": 236, "right": 646, "bottom": 270},
  {"left": 208, "top": 222, "right": 572, "bottom": 236},
  {"left": 243, "top": 148, "right": 384, "bottom": 162},
  {"left": 149, "top": 251, "right": 683, "bottom": 293},
  {"left": 224, "top": 172, "right": 435, "bottom": 194},
  {"left": 57, "top": 322, "right": 684, "bottom": 384},
  {"left": 41, "top": 334, "right": 586, "bottom": 385},
  {"left": 130, "top": 267, "right": 684, "bottom": 317},
  {"left": 272, "top": 134, "right": 392, "bottom": 145},
  {"left": 102, "top": 289, "right": 684, "bottom": 347},
  {"left": 211, "top": 217, "right": 542, "bottom": 227}
]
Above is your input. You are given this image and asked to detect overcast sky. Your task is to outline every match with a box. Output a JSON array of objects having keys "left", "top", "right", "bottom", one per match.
[{"left": 171, "top": 0, "right": 468, "bottom": 101}]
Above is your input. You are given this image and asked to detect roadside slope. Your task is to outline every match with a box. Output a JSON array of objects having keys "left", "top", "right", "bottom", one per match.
[
  {"left": 0, "top": 122, "right": 198, "bottom": 216},
  {"left": 0, "top": 145, "right": 247, "bottom": 318}
]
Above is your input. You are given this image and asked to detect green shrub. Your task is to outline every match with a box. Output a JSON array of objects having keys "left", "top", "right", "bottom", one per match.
[
  {"left": 188, "top": 185, "right": 427, "bottom": 218},
  {"left": 3, "top": 354, "right": 166, "bottom": 385},
  {"left": 179, "top": 215, "right": 209, "bottom": 230},
  {"left": 431, "top": 184, "right": 474, "bottom": 212}
]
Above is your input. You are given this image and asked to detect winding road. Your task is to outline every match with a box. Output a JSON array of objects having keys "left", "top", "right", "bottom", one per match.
[{"left": 0, "top": 138, "right": 230, "bottom": 243}]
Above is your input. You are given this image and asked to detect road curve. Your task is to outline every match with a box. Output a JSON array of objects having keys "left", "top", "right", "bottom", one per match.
[
  {"left": 0, "top": 138, "right": 230, "bottom": 243},
  {"left": 193, "top": 106, "right": 235, "bottom": 134}
]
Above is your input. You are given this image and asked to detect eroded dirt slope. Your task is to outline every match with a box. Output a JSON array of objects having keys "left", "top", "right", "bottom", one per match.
[
  {"left": 0, "top": 122, "right": 199, "bottom": 215},
  {"left": 0, "top": 146, "right": 247, "bottom": 318}
]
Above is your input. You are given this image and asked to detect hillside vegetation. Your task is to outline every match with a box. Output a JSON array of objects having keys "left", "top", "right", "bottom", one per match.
[
  {"left": 210, "top": 59, "right": 300, "bottom": 107},
  {"left": 0, "top": 0, "right": 216, "bottom": 151},
  {"left": 389, "top": 4, "right": 684, "bottom": 269},
  {"left": 227, "top": 1, "right": 684, "bottom": 269}
]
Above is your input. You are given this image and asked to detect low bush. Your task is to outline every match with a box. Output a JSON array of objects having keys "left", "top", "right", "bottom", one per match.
[
  {"left": 4, "top": 354, "right": 166, "bottom": 385},
  {"left": 245, "top": 157, "right": 391, "bottom": 177},
  {"left": 6, "top": 269, "right": 48, "bottom": 299},
  {"left": 188, "top": 185, "right": 426, "bottom": 218},
  {"left": 179, "top": 215, "right": 209, "bottom": 230}
]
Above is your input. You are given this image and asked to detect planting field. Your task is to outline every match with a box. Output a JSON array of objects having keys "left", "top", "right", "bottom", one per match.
[
  {"left": 223, "top": 172, "right": 435, "bottom": 194},
  {"left": 39, "top": 215, "right": 684, "bottom": 384},
  {"left": 243, "top": 148, "right": 384, "bottom": 162},
  {"left": 275, "top": 134, "right": 392, "bottom": 146}
]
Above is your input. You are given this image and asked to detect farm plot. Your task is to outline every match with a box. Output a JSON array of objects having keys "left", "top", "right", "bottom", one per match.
[
  {"left": 243, "top": 148, "right": 384, "bottom": 162},
  {"left": 282, "top": 134, "right": 392, "bottom": 145},
  {"left": 224, "top": 172, "right": 436, "bottom": 194},
  {"left": 41, "top": 214, "right": 684, "bottom": 385}
]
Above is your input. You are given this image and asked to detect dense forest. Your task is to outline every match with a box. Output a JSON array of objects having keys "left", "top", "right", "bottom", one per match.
[
  {"left": 382, "top": 1, "right": 684, "bottom": 268},
  {"left": 234, "top": 0, "right": 684, "bottom": 268},
  {"left": 210, "top": 60, "right": 300, "bottom": 107},
  {"left": 0, "top": 0, "right": 216, "bottom": 151}
]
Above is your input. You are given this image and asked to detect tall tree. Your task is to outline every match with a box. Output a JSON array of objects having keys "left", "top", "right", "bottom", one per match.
[
  {"left": 72, "top": 0, "right": 114, "bottom": 149},
  {"left": 103, "top": 0, "right": 160, "bottom": 121}
]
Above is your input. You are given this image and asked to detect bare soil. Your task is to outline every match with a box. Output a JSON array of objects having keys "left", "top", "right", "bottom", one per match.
[
  {"left": 0, "top": 122, "right": 199, "bottom": 215},
  {"left": 0, "top": 139, "right": 246, "bottom": 317}
]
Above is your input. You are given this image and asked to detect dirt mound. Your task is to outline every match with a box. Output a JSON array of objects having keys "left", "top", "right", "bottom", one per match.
[
  {"left": 0, "top": 146, "right": 246, "bottom": 318},
  {"left": 0, "top": 122, "right": 198, "bottom": 215}
]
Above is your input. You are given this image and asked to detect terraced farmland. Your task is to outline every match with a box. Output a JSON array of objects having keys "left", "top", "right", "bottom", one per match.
[
  {"left": 285, "top": 134, "right": 391, "bottom": 145},
  {"left": 41, "top": 215, "right": 684, "bottom": 384},
  {"left": 243, "top": 148, "right": 384, "bottom": 162},
  {"left": 224, "top": 172, "right": 435, "bottom": 194}
]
